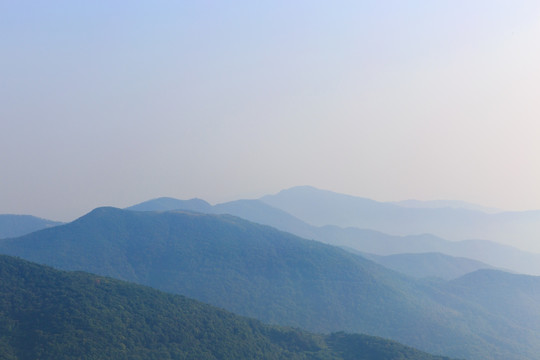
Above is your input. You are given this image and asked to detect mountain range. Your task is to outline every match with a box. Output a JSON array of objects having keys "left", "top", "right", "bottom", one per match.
[
  {"left": 2, "top": 207, "right": 540, "bottom": 360},
  {"left": 125, "top": 193, "right": 540, "bottom": 276},
  {"left": 261, "top": 186, "right": 540, "bottom": 253}
]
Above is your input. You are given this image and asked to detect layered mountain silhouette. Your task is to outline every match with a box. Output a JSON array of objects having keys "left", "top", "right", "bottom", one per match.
[
  {"left": 359, "top": 252, "right": 498, "bottom": 280},
  {"left": 2, "top": 208, "right": 540, "bottom": 360},
  {"left": 0, "top": 254, "right": 456, "bottom": 360},
  {"left": 313, "top": 229, "right": 540, "bottom": 276},
  {"left": 0, "top": 214, "right": 62, "bottom": 239},
  {"left": 261, "top": 186, "right": 540, "bottom": 253},
  {"left": 125, "top": 195, "right": 540, "bottom": 276}
]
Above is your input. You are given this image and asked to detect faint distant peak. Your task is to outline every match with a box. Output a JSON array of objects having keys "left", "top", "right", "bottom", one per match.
[
  {"left": 266, "top": 186, "right": 506, "bottom": 214},
  {"left": 267, "top": 185, "right": 372, "bottom": 201},
  {"left": 392, "top": 199, "right": 503, "bottom": 214},
  {"left": 274, "top": 185, "right": 322, "bottom": 194},
  {"left": 125, "top": 197, "right": 212, "bottom": 212}
]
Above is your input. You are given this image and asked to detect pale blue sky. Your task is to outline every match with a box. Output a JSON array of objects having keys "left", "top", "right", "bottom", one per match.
[{"left": 2, "top": 1, "right": 540, "bottom": 221}]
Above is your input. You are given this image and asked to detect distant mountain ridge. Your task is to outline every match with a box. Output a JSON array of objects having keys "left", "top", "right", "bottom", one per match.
[
  {"left": 0, "top": 214, "right": 63, "bottom": 239},
  {"left": 125, "top": 195, "right": 540, "bottom": 276},
  {"left": 260, "top": 186, "right": 540, "bottom": 252},
  {"left": 312, "top": 227, "right": 540, "bottom": 276},
  {"left": 2, "top": 207, "right": 540, "bottom": 360}
]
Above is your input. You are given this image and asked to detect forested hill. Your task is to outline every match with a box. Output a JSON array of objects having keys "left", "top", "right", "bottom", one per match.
[{"left": 0, "top": 254, "right": 454, "bottom": 360}]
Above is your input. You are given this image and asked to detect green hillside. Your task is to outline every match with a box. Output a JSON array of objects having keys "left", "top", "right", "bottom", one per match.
[
  {"left": 0, "top": 254, "right": 453, "bottom": 360},
  {"left": 1, "top": 208, "right": 539, "bottom": 359}
]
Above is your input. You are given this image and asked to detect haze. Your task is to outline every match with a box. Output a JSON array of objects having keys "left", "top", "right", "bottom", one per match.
[{"left": 2, "top": 1, "right": 540, "bottom": 221}]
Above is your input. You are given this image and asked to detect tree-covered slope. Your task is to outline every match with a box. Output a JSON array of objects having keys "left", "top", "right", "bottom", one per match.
[
  {"left": 0, "top": 214, "right": 62, "bottom": 239},
  {"left": 0, "top": 208, "right": 430, "bottom": 336},
  {"left": 444, "top": 269, "right": 540, "bottom": 332},
  {"left": 0, "top": 254, "right": 454, "bottom": 360},
  {"left": 0, "top": 208, "right": 538, "bottom": 360}
]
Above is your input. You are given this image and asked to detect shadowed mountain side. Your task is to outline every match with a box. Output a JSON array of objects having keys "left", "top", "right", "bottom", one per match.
[
  {"left": 260, "top": 186, "right": 540, "bottom": 252},
  {"left": 0, "top": 214, "right": 63, "bottom": 239},
  {"left": 443, "top": 270, "right": 540, "bottom": 333},
  {"left": 126, "top": 196, "right": 540, "bottom": 276},
  {"left": 0, "top": 208, "right": 539, "bottom": 360},
  {"left": 0, "top": 255, "right": 458, "bottom": 360},
  {"left": 359, "top": 252, "right": 498, "bottom": 280}
]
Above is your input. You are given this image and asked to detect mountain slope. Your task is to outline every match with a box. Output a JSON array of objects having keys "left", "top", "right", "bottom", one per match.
[
  {"left": 1, "top": 208, "right": 539, "bottom": 360},
  {"left": 0, "top": 208, "right": 430, "bottom": 335},
  {"left": 127, "top": 196, "right": 540, "bottom": 276},
  {"left": 444, "top": 269, "right": 540, "bottom": 332},
  {"left": 0, "top": 214, "right": 62, "bottom": 239},
  {"left": 212, "top": 199, "right": 318, "bottom": 237},
  {"left": 0, "top": 254, "right": 457, "bottom": 360},
  {"left": 360, "top": 252, "right": 497, "bottom": 280},
  {"left": 125, "top": 197, "right": 318, "bottom": 240}
]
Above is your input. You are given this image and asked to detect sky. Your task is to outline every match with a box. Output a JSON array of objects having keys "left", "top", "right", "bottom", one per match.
[{"left": 2, "top": 1, "right": 540, "bottom": 222}]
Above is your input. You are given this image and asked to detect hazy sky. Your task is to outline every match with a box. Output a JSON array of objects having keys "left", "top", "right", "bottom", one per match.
[{"left": 2, "top": 1, "right": 540, "bottom": 221}]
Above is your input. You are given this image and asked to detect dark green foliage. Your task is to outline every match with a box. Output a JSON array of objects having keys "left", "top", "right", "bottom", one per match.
[
  {"left": 0, "top": 255, "right": 320, "bottom": 360},
  {"left": 1, "top": 208, "right": 540, "bottom": 359},
  {"left": 0, "top": 255, "right": 453, "bottom": 360}
]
